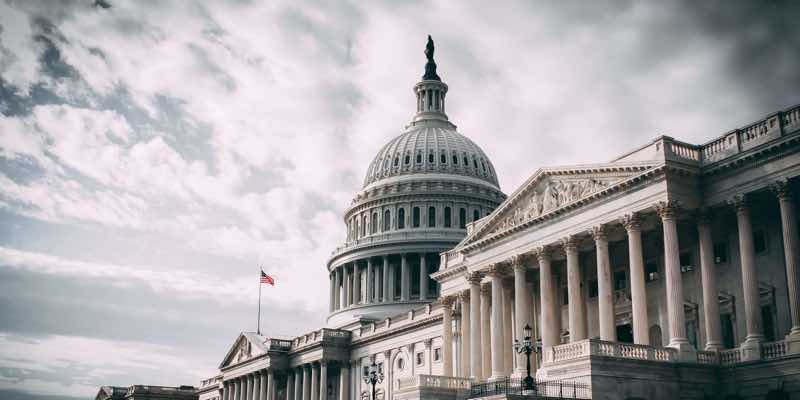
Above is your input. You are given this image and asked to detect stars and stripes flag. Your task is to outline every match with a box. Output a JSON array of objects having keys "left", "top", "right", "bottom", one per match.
[{"left": 260, "top": 270, "right": 275, "bottom": 286}]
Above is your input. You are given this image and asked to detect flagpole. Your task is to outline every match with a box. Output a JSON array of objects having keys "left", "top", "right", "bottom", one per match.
[{"left": 257, "top": 266, "right": 262, "bottom": 335}]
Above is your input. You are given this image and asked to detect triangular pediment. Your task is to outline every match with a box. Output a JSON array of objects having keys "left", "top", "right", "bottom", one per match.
[
  {"left": 219, "top": 332, "right": 266, "bottom": 369},
  {"left": 461, "top": 161, "right": 662, "bottom": 247}
]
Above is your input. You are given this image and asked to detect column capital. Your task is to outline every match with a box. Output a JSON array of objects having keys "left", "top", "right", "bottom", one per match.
[
  {"left": 424, "top": 338, "right": 433, "bottom": 348},
  {"left": 440, "top": 295, "right": 456, "bottom": 307},
  {"left": 485, "top": 263, "right": 509, "bottom": 277},
  {"left": 458, "top": 289, "right": 470, "bottom": 301},
  {"left": 772, "top": 179, "right": 793, "bottom": 200},
  {"left": 534, "top": 246, "right": 551, "bottom": 262},
  {"left": 654, "top": 200, "right": 681, "bottom": 220},
  {"left": 620, "top": 212, "right": 642, "bottom": 231},
  {"left": 728, "top": 193, "right": 750, "bottom": 215},
  {"left": 589, "top": 225, "right": 608, "bottom": 241},
  {"left": 560, "top": 235, "right": 578, "bottom": 252},
  {"left": 465, "top": 271, "right": 484, "bottom": 284},
  {"left": 480, "top": 282, "right": 491, "bottom": 294},
  {"left": 510, "top": 254, "right": 527, "bottom": 271}
]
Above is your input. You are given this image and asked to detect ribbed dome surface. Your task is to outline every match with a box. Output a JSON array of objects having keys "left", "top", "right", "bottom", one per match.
[{"left": 363, "top": 126, "right": 499, "bottom": 188}]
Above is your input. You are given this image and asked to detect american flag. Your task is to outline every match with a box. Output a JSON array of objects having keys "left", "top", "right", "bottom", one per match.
[{"left": 260, "top": 270, "right": 275, "bottom": 286}]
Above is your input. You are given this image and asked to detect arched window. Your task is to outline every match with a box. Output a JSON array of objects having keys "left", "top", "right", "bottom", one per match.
[
  {"left": 440, "top": 152, "right": 446, "bottom": 164},
  {"left": 459, "top": 208, "right": 466, "bottom": 229},
  {"left": 416, "top": 153, "right": 422, "bottom": 163},
  {"left": 371, "top": 212, "right": 378, "bottom": 234},
  {"left": 404, "top": 154, "right": 410, "bottom": 165},
  {"left": 428, "top": 207, "right": 436, "bottom": 227},
  {"left": 473, "top": 158, "right": 478, "bottom": 169},
  {"left": 384, "top": 210, "right": 391, "bottom": 231},
  {"left": 355, "top": 218, "right": 361, "bottom": 239},
  {"left": 444, "top": 207, "right": 452, "bottom": 228},
  {"left": 412, "top": 207, "right": 420, "bottom": 228},
  {"left": 463, "top": 155, "right": 468, "bottom": 166},
  {"left": 361, "top": 214, "right": 367, "bottom": 237},
  {"left": 394, "top": 156, "right": 399, "bottom": 167},
  {"left": 481, "top": 160, "right": 487, "bottom": 172},
  {"left": 473, "top": 209, "right": 480, "bottom": 221},
  {"left": 397, "top": 208, "right": 406, "bottom": 229},
  {"left": 428, "top": 152, "right": 434, "bottom": 163},
  {"left": 452, "top": 153, "right": 458, "bottom": 165}
]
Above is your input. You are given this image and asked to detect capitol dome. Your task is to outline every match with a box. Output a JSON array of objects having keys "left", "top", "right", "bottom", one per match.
[{"left": 326, "top": 36, "right": 505, "bottom": 328}]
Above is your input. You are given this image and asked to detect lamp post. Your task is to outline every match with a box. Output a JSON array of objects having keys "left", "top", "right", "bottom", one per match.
[
  {"left": 362, "top": 360, "right": 384, "bottom": 400},
  {"left": 513, "top": 324, "right": 539, "bottom": 392}
]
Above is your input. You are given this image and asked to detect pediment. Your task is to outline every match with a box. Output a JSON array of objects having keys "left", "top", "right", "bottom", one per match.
[
  {"left": 219, "top": 332, "right": 266, "bottom": 369},
  {"left": 461, "top": 162, "right": 661, "bottom": 247}
]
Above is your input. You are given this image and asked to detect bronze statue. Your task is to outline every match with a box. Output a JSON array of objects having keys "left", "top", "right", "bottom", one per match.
[
  {"left": 422, "top": 34, "right": 441, "bottom": 81},
  {"left": 425, "top": 35, "right": 435, "bottom": 62}
]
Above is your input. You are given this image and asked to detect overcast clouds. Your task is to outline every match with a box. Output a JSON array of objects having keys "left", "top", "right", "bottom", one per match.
[{"left": 0, "top": 0, "right": 798, "bottom": 398}]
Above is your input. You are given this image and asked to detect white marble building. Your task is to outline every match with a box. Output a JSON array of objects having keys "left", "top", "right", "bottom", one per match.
[{"left": 198, "top": 39, "right": 800, "bottom": 400}]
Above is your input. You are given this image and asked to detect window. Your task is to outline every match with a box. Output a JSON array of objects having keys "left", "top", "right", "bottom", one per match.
[
  {"left": 452, "top": 153, "right": 458, "bottom": 165},
  {"left": 397, "top": 208, "right": 405, "bottom": 229},
  {"left": 762, "top": 305, "right": 776, "bottom": 342},
  {"left": 393, "top": 156, "right": 399, "bottom": 167},
  {"left": 687, "top": 319, "right": 698, "bottom": 348},
  {"left": 440, "top": 152, "right": 446, "bottom": 164},
  {"left": 481, "top": 160, "right": 487, "bottom": 172},
  {"left": 404, "top": 154, "right": 410, "bottom": 165},
  {"left": 433, "top": 347, "right": 442, "bottom": 362},
  {"left": 713, "top": 242, "right": 729, "bottom": 264},
  {"left": 361, "top": 215, "right": 366, "bottom": 237},
  {"left": 397, "top": 357, "right": 405, "bottom": 371},
  {"left": 473, "top": 159, "right": 478, "bottom": 169},
  {"left": 680, "top": 251, "right": 694, "bottom": 273},
  {"left": 614, "top": 271, "right": 627, "bottom": 290},
  {"left": 589, "top": 279, "right": 598, "bottom": 298},
  {"left": 645, "top": 261, "right": 659, "bottom": 282},
  {"left": 459, "top": 208, "right": 466, "bottom": 229},
  {"left": 428, "top": 207, "right": 436, "bottom": 227},
  {"left": 473, "top": 209, "right": 480, "bottom": 221},
  {"left": 383, "top": 210, "right": 391, "bottom": 231},
  {"left": 721, "top": 313, "right": 735, "bottom": 349},
  {"left": 416, "top": 153, "right": 422, "bottom": 163},
  {"left": 416, "top": 351, "right": 424, "bottom": 366},
  {"left": 412, "top": 207, "right": 420, "bottom": 228},
  {"left": 371, "top": 213, "right": 378, "bottom": 234},
  {"left": 428, "top": 152, "right": 434, "bottom": 163},
  {"left": 754, "top": 230, "right": 767, "bottom": 254},
  {"left": 463, "top": 155, "right": 468, "bottom": 166},
  {"left": 444, "top": 207, "right": 452, "bottom": 228}
]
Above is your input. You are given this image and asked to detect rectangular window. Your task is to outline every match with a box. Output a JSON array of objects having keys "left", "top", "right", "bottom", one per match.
[
  {"left": 753, "top": 230, "right": 767, "bottom": 254},
  {"left": 588, "top": 279, "right": 598, "bottom": 298},
  {"left": 713, "top": 242, "right": 729, "bottom": 264},
  {"left": 412, "top": 207, "right": 420, "bottom": 228},
  {"left": 614, "top": 271, "right": 627, "bottom": 290},
  {"left": 444, "top": 207, "right": 452, "bottom": 228},
  {"left": 646, "top": 261, "right": 659, "bottom": 282},
  {"left": 721, "top": 313, "right": 735, "bottom": 349},
  {"left": 680, "top": 251, "right": 694, "bottom": 273},
  {"left": 762, "top": 305, "right": 776, "bottom": 342},
  {"left": 459, "top": 208, "right": 466, "bottom": 229},
  {"left": 433, "top": 347, "right": 442, "bottom": 362},
  {"left": 416, "top": 351, "right": 425, "bottom": 366}
]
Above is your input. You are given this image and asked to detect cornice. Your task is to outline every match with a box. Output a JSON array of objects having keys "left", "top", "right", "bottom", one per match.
[{"left": 430, "top": 263, "right": 467, "bottom": 282}]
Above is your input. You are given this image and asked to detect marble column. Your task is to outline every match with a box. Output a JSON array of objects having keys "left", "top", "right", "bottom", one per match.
[
  {"left": 562, "top": 236, "right": 586, "bottom": 342},
  {"left": 232, "top": 379, "right": 240, "bottom": 400},
  {"left": 621, "top": 213, "right": 649, "bottom": 345},
  {"left": 294, "top": 368, "right": 302, "bottom": 400},
  {"left": 454, "top": 290, "right": 468, "bottom": 377},
  {"left": 536, "top": 247, "right": 559, "bottom": 347},
  {"left": 466, "top": 272, "right": 483, "bottom": 379},
  {"left": 267, "top": 370, "right": 274, "bottom": 400},
  {"left": 442, "top": 296, "right": 455, "bottom": 376},
  {"left": 401, "top": 254, "right": 410, "bottom": 301},
  {"left": 222, "top": 381, "right": 228, "bottom": 400},
  {"left": 382, "top": 256, "right": 390, "bottom": 302},
  {"left": 488, "top": 265, "right": 506, "bottom": 380},
  {"left": 319, "top": 362, "right": 327, "bottom": 400},
  {"left": 502, "top": 278, "right": 514, "bottom": 375},
  {"left": 420, "top": 254, "right": 429, "bottom": 300},
  {"left": 696, "top": 211, "right": 723, "bottom": 351},
  {"left": 247, "top": 374, "right": 254, "bottom": 400},
  {"left": 731, "top": 194, "right": 764, "bottom": 359},
  {"left": 302, "top": 366, "right": 310, "bottom": 400},
  {"left": 480, "top": 282, "right": 492, "bottom": 379},
  {"left": 374, "top": 262, "right": 382, "bottom": 303},
  {"left": 366, "top": 259, "right": 373, "bottom": 304},
  {"left": 774, "top": 181, "right": 800, "bottom": 347},
  {"left": 335, "top": 268, "right": 342, "bottom": 311},
  {"left": 254, "top": 373, "right": 261, "bottom": 400},
  {"left": 512, "top": 256, "right": 530, "bottom": 375},
  {"left": 339, "top": 362, "right": 350, "bottom": 400},
  {"left": 591, "top": 225, "right": 616, "bottom": 341},
  {"left": 389, "top": 261, "right": 397, "bottom": 300},
  {"left": 329, "top": 274, "right": 335, "bottom": 312},
  {"left": 310, "top": 363, "right": 319, "bottom": 400},
  {"left": 343, "top": 266, "right": 351, "bottom": 308},
  {"left": 353, "top": 263, "right": 361, "bottom": 305},
  {"left": 655, "top": 201, "right": 694, "bottom": 357},
  {"left": 286, "top": 370, "right": 295, "bottom": 400}
]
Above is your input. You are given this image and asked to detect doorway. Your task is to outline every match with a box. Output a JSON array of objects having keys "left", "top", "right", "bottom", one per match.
[{"left": 616, "top": 324, "right": 633, "bottom": 343}]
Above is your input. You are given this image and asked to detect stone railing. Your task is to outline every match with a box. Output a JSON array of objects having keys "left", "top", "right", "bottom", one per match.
[
  {"left": 545, "top": 339, "right": 678, "bottom": 364},
  {"left": 761, "top": 340, "right": 787, "bottom": 360},
  {"left": 291, "top": 328, "right": 351, "bottom": 350},
  {"left": 719, "top": 348, "right": 742, "bottom": 366},
  {"left": 331, "top": 229, "right": 465, "bottom": 258},
  {"left": 697, "top": 350, "right": 719, "bottom": 365},
  {"left": 265, "top": 338, "right": 293, "bottom": 351},
  {"left": 397, "top": 374, "right": 473, "bottom": 390}
]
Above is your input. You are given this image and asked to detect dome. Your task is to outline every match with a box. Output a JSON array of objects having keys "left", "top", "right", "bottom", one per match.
[{"left": 363, "top": 126, "right": 500, "bottom": 189}]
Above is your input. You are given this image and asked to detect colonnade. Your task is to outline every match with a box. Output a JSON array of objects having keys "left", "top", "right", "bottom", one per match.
[
  {"left": 439, "top": 184, "right": 800, "bottom": 379},
  {"left": 221, "top": 369, "right": 274, "bottom": 400},
  {"left": 223, "top": 361, "right": 352, "bottom": 400},
  {"left": 330, "top": 253, "right": 437, "bottom": 312}
]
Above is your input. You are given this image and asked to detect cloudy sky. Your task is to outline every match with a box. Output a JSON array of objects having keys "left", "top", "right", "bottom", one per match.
[{"left": 0, "top": 0, "right": 798, "bottom": 398}]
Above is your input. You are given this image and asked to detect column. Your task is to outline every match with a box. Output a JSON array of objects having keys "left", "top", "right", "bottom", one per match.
[
  {"left": 420, "top": 254, "right": 429, "bottom": 300},
  {"left": 401, "top": 254, "right": 410, "bottom": 301},
  {"left": 621, "top": 213, "right": 649, "bottom": 345},
  {"left": 339, "top": 361, "right": 350, "bottom": 400},
  {"left": 731, "top": 194, "right": 764, "bottom": 359},
  {"left": 591, "top": 226, "right": 616, "bottom": 341},
  {"left": 562, "top": 236, "right": 586, "bottom": 341},
  {"left": 502, "top": 278, "right": 514, "bottom": 375},
  {"left": 319, "top": 362, "right": 327, "bottom": 400},
  {"left": 343, "top": 266, "right": 350, "bottom": 308},
  {"left": 697, "top": 211, "right": 723, "bottom": 351},
  {"left": 655, "top": 201, "right": 694, "bottom": 357},
  {"left": 375, "top": 261, "right": 382, "bottom": 303},
  {"left": 266, "top": 370, "right": 274, "bottom": 400},
  {"left": 388, "top": 260, "right": 396, "bottom": 300},
  {"left": 488, "top": 265, "right": 506, "bottom": 380},
  {"left": 294, "top": 368, "right": 302, "bottom": 400},
  {"left": 480, "top": 282, "right": 492, "bottom": 379},
  {"left": 441, "top": 296, "right": 455, "bottom": 375},
  {"left": 366, "top": 259, "right": 373, "bottom": 304},
  {"left": 466, "top": 272, "right": 483, "bottom": 380},
  {"left": 335, "top": 268, "right": 342, "bottom": 311},
  {"left": 302, "top": 365, "right": 310, "bottom": 400},
  {"left": 536, "top": 247, "right": 559, "bottom": 347},
  {"left": 222, "top": 381, "right": 229, "bottom": 400},
  {"left": 382, "top": 256, "right": 390, "bottom": 302},
  {"left": 353, "top": 263, "right": 361, "bottom": 305},
  {"left": 459, "top": 290, "right": 471, "bottom": 377},
  {"left": 774, "top": 181, "right": 800, "bottom": 347},
  {"left": 329, "top": 274, "right": 335, "bottom": 312},
  {"left": 286, "top": 370, "right": 295, "bottom": 400},
  {"left": 233, "top": 378, "right": 240, "bottom": 400},
  {"left": 254, "top": 373, "right": 261, "bottom": 400},
  {"left": 512, "top": 256, "right": 531, "bottom": 374},
  {"left": 247, "top": 374, "right": 254, "bottom": 400},
  {"left": 310, "top": 363, "right": 319, "bottom": 400}
]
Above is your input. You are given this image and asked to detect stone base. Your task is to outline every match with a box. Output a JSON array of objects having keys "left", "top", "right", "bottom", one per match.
[
  {"left": 667, "top": 340, "right": 697, "bottom": 362},
  {"left": 740, "top": 338, "right": 762, "bottom": 361},
  {"left": 786, "top": 330, "right": 800, "bottom": 354}
]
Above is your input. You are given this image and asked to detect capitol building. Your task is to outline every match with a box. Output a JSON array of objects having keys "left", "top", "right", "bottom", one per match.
[{"left": 186, "top": 39, "right": 800, "bottom": 400}]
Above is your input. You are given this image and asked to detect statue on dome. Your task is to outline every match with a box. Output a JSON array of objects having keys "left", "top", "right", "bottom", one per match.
[{"left": 423, "top": 35, "right": 441, "bottom": 81}]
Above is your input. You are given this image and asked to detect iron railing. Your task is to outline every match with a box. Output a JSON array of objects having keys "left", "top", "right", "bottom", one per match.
[{"left": 469, "top": 377, "right": 591, "bottom": 399}]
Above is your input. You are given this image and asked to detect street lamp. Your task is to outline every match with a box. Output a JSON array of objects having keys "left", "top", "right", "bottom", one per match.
[
  {"left": 362, "top": 360, "right": 384, "bottom": 400},
  {"left": 513, "top": 324, "right": 539, "bottom": 391}
]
